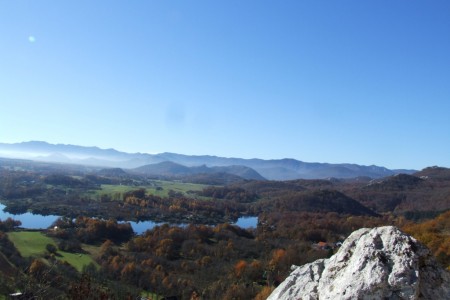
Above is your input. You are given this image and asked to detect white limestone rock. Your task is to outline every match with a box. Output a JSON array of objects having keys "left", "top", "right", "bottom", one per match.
[{"left": 267, "top": 226, "right": 450, "bottom": 300}]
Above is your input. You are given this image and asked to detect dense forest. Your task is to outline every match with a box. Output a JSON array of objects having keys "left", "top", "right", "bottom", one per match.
[{"left": 0, "top": 158, "right": 450, "bottom": 299}]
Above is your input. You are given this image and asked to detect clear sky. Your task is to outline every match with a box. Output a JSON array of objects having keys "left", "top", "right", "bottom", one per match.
[{"left": 1, "top": 1, "right": 449, "bottom": 170}]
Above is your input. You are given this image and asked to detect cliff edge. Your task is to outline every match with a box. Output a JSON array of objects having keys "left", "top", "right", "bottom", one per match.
[{"left": 267, "top": 226, "right": 450, "bottom": 300}]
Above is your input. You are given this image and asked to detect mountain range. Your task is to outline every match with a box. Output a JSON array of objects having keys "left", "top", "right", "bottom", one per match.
[{"left": 0, "top": 141, "right": 415, "bottom": 180}]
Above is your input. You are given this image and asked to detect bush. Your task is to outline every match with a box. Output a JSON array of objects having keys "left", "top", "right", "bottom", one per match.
[{"left": 46, "top": 243, "right": 57, "bottom": 254}]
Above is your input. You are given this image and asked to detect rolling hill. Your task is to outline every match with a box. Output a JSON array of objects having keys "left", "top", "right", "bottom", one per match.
[{"left": 132, "top": 161, "right": 266, "bottom": 181}]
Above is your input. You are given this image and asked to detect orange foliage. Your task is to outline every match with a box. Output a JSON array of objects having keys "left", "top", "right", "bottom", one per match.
[
  {"left": 269, "top": 249, "right": 286, "bottom": 270},
  {"left": 29, "top": 259, "right": 46, "bottom": 276},
  {"left": 403, "top": 211, "right": 450, "bottom": 268},
  {"left": 254, "top": 286, "right": 275, "bottom": 300},
  {"left": 234, "top": 260, "right": 248, "bottom": 278}
]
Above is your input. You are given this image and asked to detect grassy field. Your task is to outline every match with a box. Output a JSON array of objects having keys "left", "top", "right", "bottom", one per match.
[
  {"left": 93, "top": 184, "right": 137, "bottom": 198},
  {"left": 7, "top": 231, "right": 54, "bottom": 257},
  {"left": 95, "top": 180, "right": 207, "bottom": 199},
  {"left": 153, "top": 180, "right": 208, "bottom": 195},
  {"left": 7, "top": 231, "right": 98, "bottom": 272},
  {"left": 82, "top": 243, "right": 102, "bottom": 258},
  {"left": 57, "top": 251, "right": 97, "bottom": 272}
]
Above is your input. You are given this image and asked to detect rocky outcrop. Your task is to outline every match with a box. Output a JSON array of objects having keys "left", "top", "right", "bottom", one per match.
[{"left": 268, "top": 226, "right": 450, "bottom": 300}]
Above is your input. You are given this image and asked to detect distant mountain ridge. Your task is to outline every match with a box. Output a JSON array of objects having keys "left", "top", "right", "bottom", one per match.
[{"left": 0, "top": 141, "right": 416, "bottom": 180}]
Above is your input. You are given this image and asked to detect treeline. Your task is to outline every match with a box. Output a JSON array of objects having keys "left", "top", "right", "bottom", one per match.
[
  {"left": 250, "top": 189, "right": 377, "bottom": 216},
  {"left": 344, "top": 173, "right": 450, "bottom": 216},
  {"left": 197, "top": 186, "right": 259, "bottom": 203},
  {"left": 122, "top": 188, "right": 245, "bottom": 224},
  {"left": 0, "top": 169, "right": 46, "bottom": 199},
  {"left": 48, "top": 217, "right": 134, "bottom": 246},
  {"left": 0, "top": 218, "right": 21, "bottom": 231},
  {"left": 257, "top": 211, "right": 391, "bottom": 245}
]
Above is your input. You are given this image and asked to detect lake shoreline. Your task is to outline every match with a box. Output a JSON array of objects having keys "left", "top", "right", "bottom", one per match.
[{"left": 0, "top": 203, "right": 258, "bottom": 235}]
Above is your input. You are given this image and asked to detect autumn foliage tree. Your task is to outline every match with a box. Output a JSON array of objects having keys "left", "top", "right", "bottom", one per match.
[{"left": 403, "top": 210, "right": 450, "bottom": 268}]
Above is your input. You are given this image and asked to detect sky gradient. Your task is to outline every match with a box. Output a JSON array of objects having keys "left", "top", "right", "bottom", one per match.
[{"left": 1, "top": 1, "right": 449, "bottom": 170}]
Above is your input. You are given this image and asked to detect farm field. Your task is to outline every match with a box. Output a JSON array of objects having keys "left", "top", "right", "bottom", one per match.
[
  {"left": 7, "top": 231, "right": 98, "bottom": 272},
  {"left": 95, "top": 180, "right": 209, "bottom": 199},
  {"left": 7, "top": 231, "right": 54, "bottom": 257}
]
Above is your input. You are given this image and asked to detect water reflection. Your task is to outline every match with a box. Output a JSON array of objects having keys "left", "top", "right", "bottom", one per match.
[
  {"left": 0, "top": 204, "right": 59, "bottom": 229},
  {"left": 126, "top": 220, "right": 186, "bottom": 235},
  {"left": 0, "top": 204, "right": 258, "bottom": 234}
]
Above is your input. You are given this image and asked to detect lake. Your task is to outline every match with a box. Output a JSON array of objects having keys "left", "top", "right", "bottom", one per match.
[
  {"left": 0, "top": 204, "right": 59, "bottom": 229},
  {"left": 0, "top": 204, "right": 258, "bottom": 234},
  {"left": 233, "top": 216, "right": 258, "bottom": 228}
]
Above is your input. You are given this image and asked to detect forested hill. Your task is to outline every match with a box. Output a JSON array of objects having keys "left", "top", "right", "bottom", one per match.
[
  {"left": 132, "top": 161, "right": 265, "bottom": 181},
  {"left": 0, "top": 141, "right": 415, "bottom": 180}
]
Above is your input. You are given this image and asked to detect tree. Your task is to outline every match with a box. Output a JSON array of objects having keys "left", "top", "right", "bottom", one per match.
[
  {"left": 46, "top": 243, "right": 57, "bottom": 254},
  {"left": 0, "top": 217, "right": 21, "bottom": 231},
  {"left": 234, "top": 260, "right": 247, "bottom": 279}
]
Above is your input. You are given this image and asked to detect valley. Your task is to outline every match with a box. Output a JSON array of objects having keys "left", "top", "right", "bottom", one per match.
[
  {"left": 2, "top": 0, "right": 448, "bottom": 298},
  {"left": 0, "top": 155, "right": 449, "bottom": 299}
]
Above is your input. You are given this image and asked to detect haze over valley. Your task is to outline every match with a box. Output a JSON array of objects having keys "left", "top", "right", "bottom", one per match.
[
  {"left": 0, "top": 141, "right": 415, "bottom": 181},
  {"left": 1, "top": 1, "right": 450, "bottom": 299}
]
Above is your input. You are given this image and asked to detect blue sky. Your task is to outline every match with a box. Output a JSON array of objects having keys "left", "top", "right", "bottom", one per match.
[{"left": 1, "top": 1, "right": 449, "bottom": 170}]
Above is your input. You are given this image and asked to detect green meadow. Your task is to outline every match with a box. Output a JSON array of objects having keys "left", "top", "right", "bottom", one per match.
[
  {"left": 7, "top": 231, "right": 98, "bottom": 272},
  {"left": 95, "top": 180, "right": 207, "bottom": 199}
]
